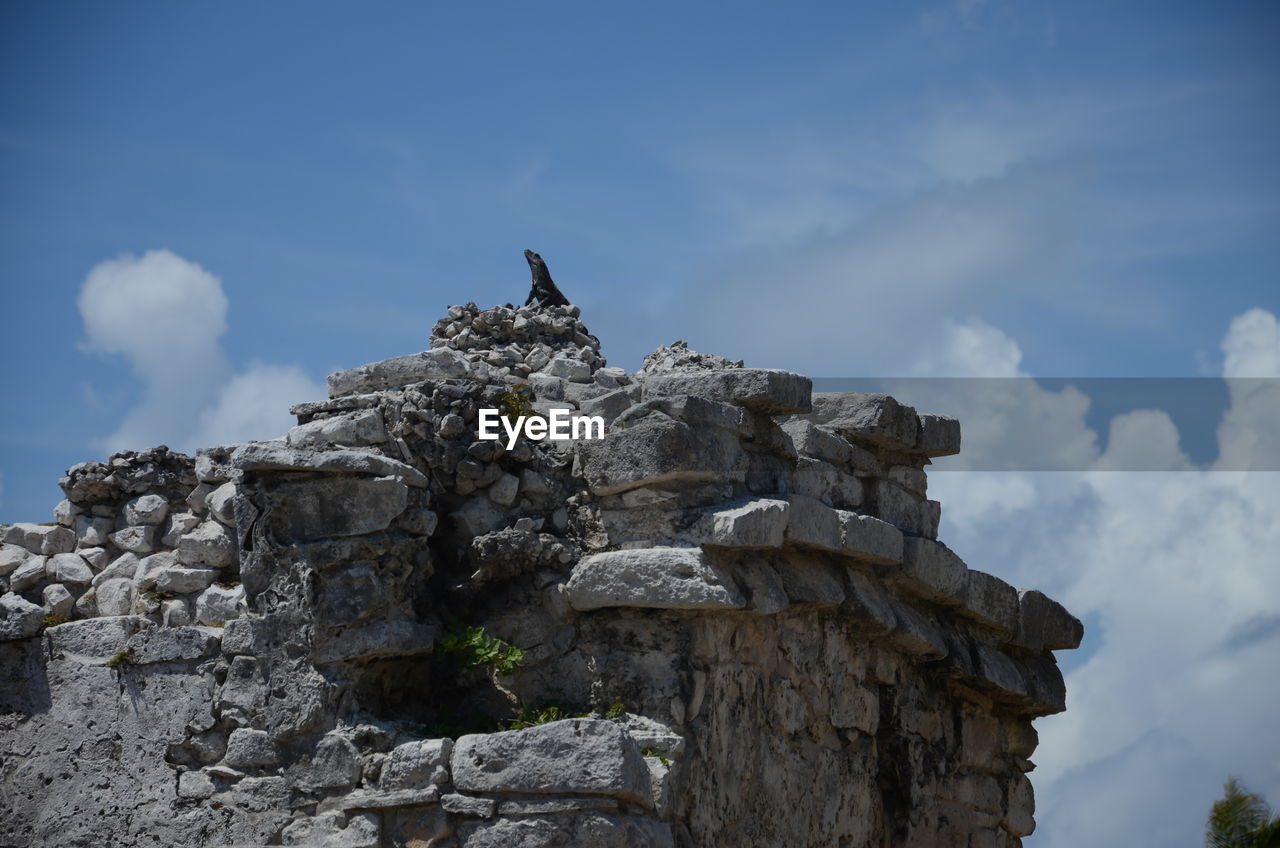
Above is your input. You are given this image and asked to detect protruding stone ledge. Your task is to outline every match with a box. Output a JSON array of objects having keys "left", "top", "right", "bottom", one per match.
[
  {"left": 696, "top": 498, "right": 789, "bottom": 548},
  {"left": 230, "top": 443, "right": 428, "bottom": 487},
  {"left": 956, "top": 570, "right": 1019, "bottom": 638},
  {"left": 45, "top": 615, "right": 152, "bottom": 661},
  {"left": 641, "top": 368, "right": 812, "bottom": 415},
  {"left": 327, "top": 348, "right": 470, "bottom": 398},
  {"left": 1012, "top": 589, "right": 1084, "bottom": 651},
  {"left": 892, "top": 537, "right": 968, "bottom": 606},
  {"left": 451, "top": 718, "right": 653, "bottom": 806},
  {"left": 575, "top": 420, "right": 747, "bottom": 496},
  {"left": 567, "top": 548, "right": 746, "bottom": 611},
  {"left": 917, "top": 413, "right": 962, "bottom": 457},
  {"left": 810, "top": 393, "right": 919, "bottom": 451},
  {"left": 312, "top": 620, "right": 437, "bottom": 664}
]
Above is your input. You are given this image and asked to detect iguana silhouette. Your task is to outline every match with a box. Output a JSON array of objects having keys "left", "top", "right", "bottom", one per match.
[{"left": 523, "top": 249, "right": 570, "bottom": 308}]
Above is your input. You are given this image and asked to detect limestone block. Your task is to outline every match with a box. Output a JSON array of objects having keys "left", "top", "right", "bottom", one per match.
[
  {"left": 698, "top": 497, "right": 789, "bottom": 548},
  {"left": 442, "top": 793, "right": 497, "bottom": 818},
  {"left": 306, "top": 733, "right": 363, "bottom": 790},
  {"left": 775, "top": 558, "right": 845, "bottom": 607},
  {"left": 958, "top": 570, "right": 1020, "bottom": 637},
  {"left": 1002, "top": 772, "right": 1036, "bottom": 837},
  {"left": 872, "top": 479, "right": 937, "bottom": 538},
  {"left": 325, "top": 787, "right": 441, "bottom": 813},
  {"left": 487, "top": 472, "right": 520, "bottom": 507},
  {"left": 566, "top": 548, "right": 745, "bottom": 611},
  {"left": 161, "top": 598, "right": 190, "bottom": 627},
  {"left": 288, "top": 408, "right": 389, "bottom": 449},
  {"left": 53, "top": 498, "right": 80, "bottom": 527},
  {"left": 642, "top": 368, "right": 812, "bottom": 415},
  {"left": 545, "top": 353, "right": 592, "bottom": 382},
  {"left": 381, "top": 738, "right": 453, "bottom": 790},
  {"left": 267, "top": 475, "right": 410, "bottom": 543},
  {"left": 205, "top": 482, "right": 237, "bottom": 525},
  {"left": 838, "top": 512, "right": 904, "bottom": 565},
  {"left": 0, "top": 592, "right": 44, "bottom": 641},
  {"left": 784, "top": 494, "right": 843, "bottom": 552},
  {"left": 42, "top": 583, "right": 74, "bottom": 618},
  {"left": 231, "top": 775, "right": 291, "bottom": 813},
  {"left": 73, "top": 586, "right": 97, "bottom": 618},
  {"left": 133, "top": 551, "right": 176, "bottom": 591},
  {"left": 177, "top": 770, "right": 216, "bottom": 800},
  {"left": 196, "top": 584, "right": 245, "bottom": 624},
  {"left": 734, "top": 556, "right": 790, "bottom": 614},
  {"left": 1013, "top": 589, "right": 1084, "bottom": 651},
  {"left": 230, "top": 442, "right": 428, "bottom": 487},
  {"left": 47, "top": 553, "right": 93, "bottom": 588},
  {"left": 109, "top": 525, "right": 156, "bottom": 554},
  {"left": 10, "top": 556, "right": 47, "bottom": 593},
  {"left": 126, "top": 624, "right": 221, "bottom": 663},
  {"left": 810, "top": 392, "right": 919, "bottom": 450},
  {"left": 11, "top": 523, "right": 76, "bottom": 556},
  {"left": 893, "top": 538, "right": 968, "bottom": 605},
  {"left": 452, "top": 718, "right": 652, "bottom": 805},
  {"left": 1019, "top": 654, "right": 1068, "bottom": 715},
  {"left": 917, "top": 413, "right": 962, "bottom": 457},
  {"left": 155, "top": 565, "right": 219, "bottom": 595},
  {"left": 225, "top": 728, "right": 278, "bottom": 767},
  {"left": 830, "top": 681, "right": 879, "bottom": 734},
  {"left": 884, "top": 601, "right": 948, "bottom": 660},
  {"left": 160, "top": 510, "right": 201, "bottom": 547},
  {"left": 457, "top": 812, "right": 674, "bottom": 848},
  {"left": 451, "top": 497, "right": 507, "bottom": 539},
  {"left": 579, "top": 388, "right": 637, "bottom": 428},
  {"left": 79, "top": 546, "right": 109, "bottom": 570},
  {"left": 74, "top": 515, "right": 114, "bottom": 547},
  {"left": 840, "top": 570, "right": 898, "bottom": 635},
  {"left": 45, "top": 615, "right": 150, "bottom": 659},
  {"left": 576, "top": 419, "right": 747, "bottom": 496},
  {"left": 96, "top": 578, "right": 138, "bottom": 616},
  {"left": 781, "top": 419, "right": 855, "bottom": 465},
  {"left": 495, "top": 797, "right": 621, "bottom": 815},
  {"left": 793, "top": 458, "right": 864, "bottom": 510},
  {"left": 0, "top": 543, "right": 28, "bottom": 577},
  {"left": 177, "top": 520, "right": 236, "bottom": 568},
  {"left": 125, "top": 494, "right": 169, "bottom": 526},
  {"left": 327, "top": 347, "right": 470, "bottom": 397},
  {"left": 311, "top": 619, "right": 437, "bottom": 664},
  {"left": 619, "top": 395, "right": 750, "bottom": 436}
]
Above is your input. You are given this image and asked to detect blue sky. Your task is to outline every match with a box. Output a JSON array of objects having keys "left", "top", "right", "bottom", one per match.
[{"left": 2, "top": 2, "right": 1279, "bottom": 844}]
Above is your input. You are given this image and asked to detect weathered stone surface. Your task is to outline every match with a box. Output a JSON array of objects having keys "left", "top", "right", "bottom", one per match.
[
  {"left": 95, "top": 577, "right": 138, "bottom": 616},
  {"left": 109, "top": 525, "right": 157, "bottom": 554},
  {"left": 781, "top": 419, "right": 855, "bottom": 465},
  {"left": 567, "top": 548, "right": 745, "bottom": 611},
  {"left": 133, "top": 551, "right": 177, "bottom": 591},
  {"left": 442, "top": 793, "right": 497, "bottom": 818},
  {"left": 381, "top": 738, "right": 453, "bottom": 790},
  {"left": 125, "top": 493, "right": 170, "bottom": 526},
  {"left": 697, "top": 498, "right": 788, "bottom": 548},
  {"left": 283, "top": 810, "right": 382, "bottom": 847},
  {"left": 225, "top": 728, "right": 278, "bottom": 767},
  {"left": 885, "top": 601, "right": 948, "bottom": 659},
  {"left": 127, "top": 624, "right": 221, "bottom": 664},
  {"left": 289, "top": 408, "right": 389, "bottom": 450},
  {"left": 893, "top": 537, "right": 968, "bottom": 605},
  {"left": 458, "top": 812, "right": 675, "bottom": 848},
  {"left": 47, "top": 552, "right": 93, "bottom": 588},
  {"left": 305, "top": 733, "right": 363, "bottom": 790},
  {"left": 13, "top": 523, "right": 76, "bottom": 555},
  {"left": 53, "top": 498, "right": 79, "bottom": 526},
  {"left": 0, "top": 543, "right": 28, "bottom": 577},
  {"left": 0, "top": 592, "right": 44, "bottom": 640},
  {"left": 230, "top": 442, "right": 428, "bottom": 486},
  {"left": 325, "top": 787, "right": 441, "bottom": 812},
  {"left": 784, "top": 494, "right": 843, "bottom": 551},
  {"left": 840, "top": 569, "right": 898, "bottom": 635},
  {"left": 8, "top": 555, "right": 45, "bottom": 592},
  {"left": 488, "top": 472, "right": 520, "bottom": 507},
  {"left": 958, "top": 570, "right": 1020, "bottom": 636},
  {"left": 452, "top": 719, "right": 652, "bottom": 805},
  {"left": 92, "top": 553, "right": 140, "bottom": 589},
  {"left": 792, "top": 457, "right": 864, "bottom": 509},
  {"left": 642, "top": 368, "right": 812, "bottom": 415},
  {"left": 810, "top": 393, "right": 919, "bottom": 450},
  {"left": 576, "top": 419, "right": 746, "bottom": 496},
  {"left": 579, "top": 387, "right": 637, "bottom": 427},
  {"left": 917, "top": 413, "right": 962, "bottom": 457},
  {"left": 74, "top": 514, "right": 114, "bottom": 547},
  {"left": 1003, "top": 772, "right": 1036, "bottom": 836},
  {"left": 262, "top": 475, "right": 409, "bottom": 542},
  {"left": 1013, "top": 588, "right": 1085, "bottom": 651},
  {"left": 177, "top": 520, "right": 237, "bottom": 568},
  {"left": 45, "top": 615, "right": 150, "bottom": 660},
  {"left": 311, "top": 619, "right": 436, "bottom": 664},
  {"left": 205, "top": 482, "right": 237, "bottom": 525},
  {"left": 196, "top": 584, "right": 245, "bottom": 624},
  {"left": 775, "top": 557, "right": 845, "bottom": 607},
  {"left": 327, "top": 348, "right": 470, "bottom": 397},
  {"left": 42, "top": 583, "right": 75, "bottom": 618},
  {"left": 838, "top": 511, "right": 904, "bottom": 565},
  {"left": 155, "top": 564, "right": 219, "bottom": 595}
]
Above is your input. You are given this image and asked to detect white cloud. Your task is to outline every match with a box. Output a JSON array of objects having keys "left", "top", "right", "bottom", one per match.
[
  {"left": 1216, "top": 309, "right": 1280, "bottom": 472},
  {"left": 78, "top": 250, "right": 325, "bottom": 455}
]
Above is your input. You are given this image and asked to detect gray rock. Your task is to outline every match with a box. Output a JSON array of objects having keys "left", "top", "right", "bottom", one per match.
[
  {"left": 567, "top": 548, "right": 745, "bottom": 611},
  {"left": 73, "top": 585, "right": 97, "bottom": 618},
  {"left": 576, "top": 419, "right": 747, "bottom": 496},
  {"left": 458, "top": 812, "right": 675, "bottom": 848},
  {"left": 155, "top": 565, "right": 219, "bottom": 595},
  {"left": 792, "top": 457, "right": 864, "bottom": 509},
  {"left": 327, "top": 348, "right": 470, "bottom": 397},
  {"left": 774, "top": 557, "right": 845, "bottom": 607},
  {"left": 160, "top": 510, "right": 201, "bottom": 547},
  {"left": 544, "top": 353, "right": 592, "bottom": 382},
  {"left": 917, "top": 413, "right": 962, "bottom": 457},
  {"left": 734, "top": 557, "right": 790, "bottom": 614},
  {"left": 441, "top": 793, "right": 497, "bottom": 818},
  {"left": 784, "top": 495, "right": 843, "bottom": 552},
  {"left": 452, "top": 718, "right": 652, "bottom": 805},
  {"left": 0, "top": 543, "right": 28, "bottom": 577},
  {"left": 306, "top": 733, "right": 363, "bottom": 790},
  {"left": 42, "top": 583, "right": 75, "bottom": 618},
  {"left": 195, "top": 584, "right": 245, "bottom": 624},
  {"left": 74, "top": 515, "right": 114, "bottom": 547},
  {"left": 230, "top": 442, "right": 428, "bottom": 487},
  {"left": 838, "top": 512, "right": 903, "bottom": 565},
  {"left": 45, "top": 615, "right": 150, "bottom": 660},
  {"left": 958, "top": 570, "right": 1019, "bottom": 637},
  {"left": 381, "top": 738, "right": 453, "bottom": 789},
  {"left": 579, "top": 388, "right": 637, "bottom": 428},
  {"left": 160, "top": 598, "right": 190, "bottom": 627},
  {"left": 53, "top": 498, "right": 80, "bottom": 527},
  {"left": 205, "top": 482, "right": 237, "bottom": 525},
  {"left": 12, "top": 523, "right": 76, "bottom": 555},
  {"left": 177, "top": 770, "right": 216, "bottom": 800},
  {"left": 642, "top": 368, "right": 812, "bottom": 415},
  {"left": 884, "top": 601, "right": 948, "bottom": 660},
  {"left": 109, "top": 525, "right": 156, "bottom": 554},
  {"left": 288, "top": 408, "right": 389, "bottom": 449},
  {"left": 78, "top": 546, "right": 109, "bottom": 570},
  {"left": 487, "top": 472, "right": 520, "bottom": 507},
  {"left": 96, "top": 578, "right": 138, "bottom": 616},
  {"left": 0, "top": 592, "right": 44, "bottom": 640},
  {"left": 892, "top": 537, "right": 968, "bottom": 605},
  {"left": 259, "top": 475, "right": 409, "bottom": 542},
  {"left": 810, "top": 393, "right": 919, "bottom": 450},
  {"left": 697, "top": 498, "right": 788, "bottom": 548},
  {"left": 47, "top": 553, "right": 93, "bottom": 588},
  {"left": 133, "top": 551, "right": 177, "bottom": 591},
  {"left": 312, "top": 619, "right": 437, "bottom": 664},
  {"left": 283, "top": 811, "right": 382, "bottom": 847},
  {"left": 781, "top": 420, "right": 856, "bottom": 465},
  {"left": 1013, "top": 589, "right": 1084, "bottom": 652},
  {"left": 225, "top": 728, "right": 278, "bottom": 767},
  {"left": 9, "top": 555, "right": 47, "bottom": 592},
  {"left": 125, "top": 494, "right": 170, "bottom": 526},
  {"left": 177, "top": 520, "right": 236, "bottom": 568},
  {"left": 840, "top": 570, "right": 897, "bottom": 635}
]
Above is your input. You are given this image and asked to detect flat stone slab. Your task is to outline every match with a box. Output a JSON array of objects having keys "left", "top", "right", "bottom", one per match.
[
  {"left": 566, "top": 548, "right": 746, "bottom": 611},
  {"left": 697, "top": 498, "right": 788, "bottom": 548},
  {"left": 230, "top": 443, "right": 428, "bottom": 487},
  {"left": 838, "top": 512, "right": 904, "bottom": 565},
  {"left": 809, "top": 393, "right": 919, "bottom": 451},
  {"left": 327, "top": 348, "right": 470, "bottom": 397},
  {"left": 45, "top": 616, "right": 151, "bottom": 661},
  {"left": 917, "top": 413, "right": 961, "bottom": 457},
  {"left": 641, "top": 368, "right": 812, "bottom": 415},
  {"left": 957, "top": 570, "right": 1019, "bottom": 637},
  {"left": 891, "top": 537, "right": 968, "bottom": 605},
  {"left": 575, "top": 419, "right": 747, "bottom": 496},
  {"left": 451, "top": 718, "right": 652, "bottom": 805},
  {"left": 1012, "top": 588, "right": 1084, "bottom": 652}
]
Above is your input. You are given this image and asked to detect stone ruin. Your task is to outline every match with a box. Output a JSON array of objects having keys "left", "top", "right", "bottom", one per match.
[{"left": 0, "top": 297, "right": 1082, "bottom": 848}]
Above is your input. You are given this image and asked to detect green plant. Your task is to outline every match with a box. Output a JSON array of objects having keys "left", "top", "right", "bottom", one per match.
[
  {"left": 105, "top": 648, "right": 135, "bottom": 669},
  {"left": 642, "top": 748, "right": 670, "bottom": 767},
  {"left": 439, "top": 624, "right": 525, "bottom": 676},
  {"left": 498, "top": 385, "right": 535, "bottom": 422},
  {"left": 505, "top": 703, "right": 589, "bottom": 730},
  {"left": 41, "top": 612, "right": 67, "bottom": 629},
  {"left": 605, "top": 701, "right": 627, "bottom": 721},
  {"left": 1207, "top": 776, "right": 1280, "bottom": 848}
]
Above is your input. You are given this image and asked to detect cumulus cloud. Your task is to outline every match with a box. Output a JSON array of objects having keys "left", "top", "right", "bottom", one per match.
[
  {"left": 915, "top": 309, "right": 1280, "bottom": 847},
  {"left": 78, "top": 250, "right": 325, "bottom": 454},
  {"left": 1216, "top": 308, "right": 1280, "bottom": 472}
]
